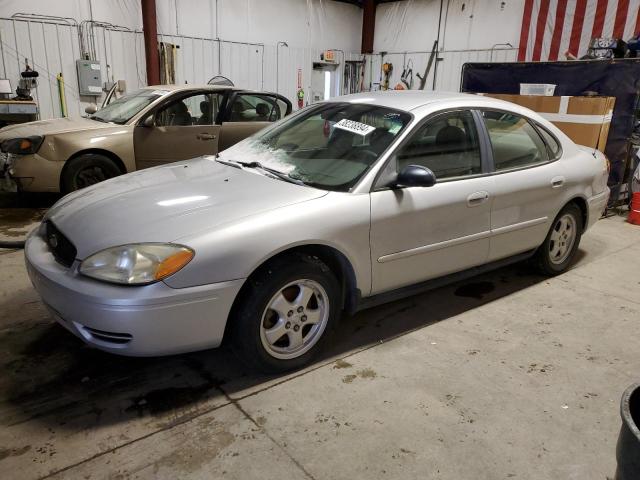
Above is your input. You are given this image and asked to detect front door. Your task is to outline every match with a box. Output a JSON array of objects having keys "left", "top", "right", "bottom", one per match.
[
  {"left": 217, "top": 92, "right": 290, "bottom": 151},
  {"left": 134, "top": 91, "right": 223, "bottom": 170},
  {"left": 370, "top": 109, "right": 493, "bottom": 294}
]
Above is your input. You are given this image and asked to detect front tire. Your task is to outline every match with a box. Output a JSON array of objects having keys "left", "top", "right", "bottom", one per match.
[
  {"left": 230, "top": 254, "right": 340, "bottom": 373},
  {"left": 61, "top": 154, "right": 121, "bottom": 193},
  {"left": 533, "top": 203, "right": 583, "bottom": 275}
]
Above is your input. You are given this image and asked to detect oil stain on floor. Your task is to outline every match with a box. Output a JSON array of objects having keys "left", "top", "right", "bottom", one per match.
[
  {"left": 454, "top": 281, "right": 496, "bottom": 300},
  {"left": 0, "top": 208, "right": 46, "bottom": 240}
]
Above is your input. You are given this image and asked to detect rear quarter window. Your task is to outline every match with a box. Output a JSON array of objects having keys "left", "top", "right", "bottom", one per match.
[{"left": 536, "top": 125, "right": 562, "bottom": 160}]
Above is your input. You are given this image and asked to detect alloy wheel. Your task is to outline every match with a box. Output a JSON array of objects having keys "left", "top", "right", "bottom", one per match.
[
  {"left": 259, "top": 279, "right": 329, "bottom": 360},
  {"left": 548, "top": 213, "right": 577, "bottom": 265}
]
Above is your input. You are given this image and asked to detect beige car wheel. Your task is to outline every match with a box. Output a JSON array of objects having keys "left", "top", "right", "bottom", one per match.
[{"left": 62, "top": 154, "right": 121, "bottom": 193}]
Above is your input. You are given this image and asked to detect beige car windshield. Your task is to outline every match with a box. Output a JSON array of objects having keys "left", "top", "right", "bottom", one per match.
[{"left": 91, "top": 89, "right": 165, "bottom": 125}]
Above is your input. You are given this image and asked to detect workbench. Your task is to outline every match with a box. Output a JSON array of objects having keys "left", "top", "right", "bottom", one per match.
[{"left": 0, "top": 100, "right": 38, "bottom": 126}]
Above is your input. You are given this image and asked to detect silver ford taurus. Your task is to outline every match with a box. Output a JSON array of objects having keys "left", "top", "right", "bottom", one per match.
[{"left": 25, "top": 91, "right": 610, "bottom": 372}]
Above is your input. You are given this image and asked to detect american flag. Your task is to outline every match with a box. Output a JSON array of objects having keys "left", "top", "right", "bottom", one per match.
[{"left": 518, "top": 0, "right": 640, "bottom": 61}]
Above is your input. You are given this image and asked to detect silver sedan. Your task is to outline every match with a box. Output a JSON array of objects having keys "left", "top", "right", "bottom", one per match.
[{"left": 25, "top": 92, "right": 610, "bottom": 372}]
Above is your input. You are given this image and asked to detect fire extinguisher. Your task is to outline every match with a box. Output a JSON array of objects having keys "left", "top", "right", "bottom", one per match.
[{"left": 297, "top": 88, "right": 304, "bottom": 109}]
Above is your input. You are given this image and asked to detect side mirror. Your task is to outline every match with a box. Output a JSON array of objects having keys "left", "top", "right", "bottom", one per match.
[
  {"left": 84, "top": 103, "right": 97, "bottom": 115},
  {"left": 141, "top": 115, "right": 155, "bottom": 127},
  {"left": 395, "top": 165, "right": 437, "bottom": 188}
]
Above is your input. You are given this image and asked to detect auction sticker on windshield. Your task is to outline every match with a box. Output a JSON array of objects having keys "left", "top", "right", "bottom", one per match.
[{"left": 334, "top": 118, "right": 376, "bottom": 136}]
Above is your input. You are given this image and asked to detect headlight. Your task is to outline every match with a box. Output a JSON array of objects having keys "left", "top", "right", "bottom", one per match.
[
  {"left": 1, "top": 136, "right": 44, "bottom": 154},
  {"left": 79, "top": 243, "right": 194, "bottom": 285}
]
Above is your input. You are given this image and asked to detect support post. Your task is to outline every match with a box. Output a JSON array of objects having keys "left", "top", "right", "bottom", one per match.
[
  {"left": 361, "top": 0, "right": 376, "bottom": 54},
  {"left": 141, "top": 0, "right": 160, "bottom": 85}
]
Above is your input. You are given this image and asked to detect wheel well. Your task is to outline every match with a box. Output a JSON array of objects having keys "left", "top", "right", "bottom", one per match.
[
  {"left": 227, "top": 245, "right": 358, "bottom": 334},
  {"left": 568, "top": 197, "right": 588, "bottom": 231},
  {"left": 60, "top": 149, "right": 127, "bottom": 190}
]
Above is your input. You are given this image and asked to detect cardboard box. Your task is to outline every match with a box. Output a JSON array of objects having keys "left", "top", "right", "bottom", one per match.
[{"left": 485, "top": 94, "right": 615, "bottom": 152}]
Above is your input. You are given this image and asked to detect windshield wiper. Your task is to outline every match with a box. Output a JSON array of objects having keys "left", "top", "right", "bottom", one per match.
[
  {"left": 90, "top": 116, "right": 107, "bottom": 123},
  {"left": 214, "top": 156, "right": 242, "bottom": 169},
  {"left": 236, "top": 160, "right": 306, "bottom": 186}
]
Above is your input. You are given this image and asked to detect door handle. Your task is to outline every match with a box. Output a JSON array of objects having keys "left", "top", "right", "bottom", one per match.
[
  {"left": 196, "top": 133, "right": 217, "bottom": 141},
  {"left": 551, "top": 176, "right": 565, "bottom": 188},
  {"left": 467, "top": 191, "right": 490, "bottom": 207}
]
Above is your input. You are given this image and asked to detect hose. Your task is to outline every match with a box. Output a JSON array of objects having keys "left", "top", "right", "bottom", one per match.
[{"left": 0, "top": 240, "right": 26, "bottom": 249}]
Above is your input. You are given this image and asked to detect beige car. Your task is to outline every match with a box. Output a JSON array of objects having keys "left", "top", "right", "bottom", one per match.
[{"left": 0, "top": 85, "right": 291, "bottom": 192}]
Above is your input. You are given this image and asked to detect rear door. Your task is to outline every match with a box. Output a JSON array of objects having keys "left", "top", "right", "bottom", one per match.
[
  {"left": 133, "top": 90, "right": 225, "bottom": 170},
  {"left": 479, "top": 110, "right": 566, "bottom": 261},
  {"left": 217, "top": 92, "right": 291, "bottom": 151}
]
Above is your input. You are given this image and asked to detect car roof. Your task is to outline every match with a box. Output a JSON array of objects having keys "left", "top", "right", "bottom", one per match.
[
  {"left": 327, "top": 90, "right": 516, "bottom": 112},
  {"left": 143, "top": 84, "right": 244, "bottom": 92}
]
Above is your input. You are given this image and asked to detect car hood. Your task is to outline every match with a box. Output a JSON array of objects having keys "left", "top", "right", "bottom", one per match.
[
  {"left": 45, "top": 156, "right": 328, "bottom": 259},
  {"left": 0, "top": 117, "right": 118, "bottom": 141}
]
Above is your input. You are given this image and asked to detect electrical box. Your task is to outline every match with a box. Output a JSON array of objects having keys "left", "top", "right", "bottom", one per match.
[{"left": 76, "top": 59, "right": 102, "bottom": 96}]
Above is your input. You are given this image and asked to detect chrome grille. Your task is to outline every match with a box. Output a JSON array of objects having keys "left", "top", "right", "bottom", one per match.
[{"left": 45, "top": 221, "right": 77, "bottom": 267}]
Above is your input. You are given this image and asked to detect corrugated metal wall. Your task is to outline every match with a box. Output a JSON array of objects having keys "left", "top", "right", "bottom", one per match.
[
  {"left": 364, "top": 47, "right": 518, "bottom": 93},
  {"left": 0, "top": 16, "right": 363, "bottom": 119},
  {"left": 0, "top": 17, "right": 148, "bottom": 119},
  {"left": 0, "top": 15, "right": 517, "bottom": 121},
  {"left": 0, "top": 17, "right": 84, "bottom": 118}
]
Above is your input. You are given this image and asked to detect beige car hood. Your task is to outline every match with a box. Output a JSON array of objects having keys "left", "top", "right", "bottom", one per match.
[{"left": 0, "top": 117, "right": 119, "bottom": 141}]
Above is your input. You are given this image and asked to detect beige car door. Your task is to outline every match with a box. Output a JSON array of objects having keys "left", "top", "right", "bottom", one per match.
[
  {"left": 134, "top": 92, "right": 222, "bottom": 170},
  {"left": 217, "top": 93, "right": 289, "bottom": 151}
]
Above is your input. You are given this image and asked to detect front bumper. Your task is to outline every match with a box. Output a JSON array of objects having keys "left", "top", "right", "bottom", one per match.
[
  {"left": 8, "top": 152, "right": 62, "bottom": 192},
  {"left": 24, "top": 230, "right": 245, "bottom": 356}
]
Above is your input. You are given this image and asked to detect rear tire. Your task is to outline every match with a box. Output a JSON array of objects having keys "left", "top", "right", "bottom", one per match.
[
  {"left": 533, "top": 203, "right": 583, "bottom": 275},
  {"left": 230, "top": 254, "right": 341, "bottom": 373},
  {"left": 61, "top": 154, "right": 121, "bottom": 193}
]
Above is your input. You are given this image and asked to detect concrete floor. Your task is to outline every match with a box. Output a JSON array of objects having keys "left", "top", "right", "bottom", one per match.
[{"left": 0, "top": 210, "right": 638, "bottom": 480}]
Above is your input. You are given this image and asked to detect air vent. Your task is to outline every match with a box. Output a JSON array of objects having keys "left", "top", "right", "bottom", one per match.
[{"left": 83, "top": 326, "right": 133, "bottom": 345}]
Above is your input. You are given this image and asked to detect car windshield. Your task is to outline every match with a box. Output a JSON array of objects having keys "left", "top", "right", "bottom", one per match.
[
  {"left": 220, "top": 102, "right": 412, "bottom": 191},
  {"left": 91, "top": 89, "right": 166, "bottom": 124}
]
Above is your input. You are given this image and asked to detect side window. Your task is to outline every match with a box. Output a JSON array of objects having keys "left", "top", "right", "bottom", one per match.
[
  {"left": 155, "top": 93, "right": 222, "bottom": 127},
  {"left": 396, "top": 110, "right": 482, "bottom": 180},
  {"left": 228, "top": 94, "right": 285, "bottom": 123},
  {"left": 482, "top": 111, "right": 549, "bottom": 171},
  {"left": 536, "top": 124, "right": 561, "bottom": 160}
]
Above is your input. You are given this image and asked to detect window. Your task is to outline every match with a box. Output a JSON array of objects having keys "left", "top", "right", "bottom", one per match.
[
  {"left": 482, "top": 111, "right": 549, "bottom": 171},
  {"left": 155, "top": 92, "right": 222, "bottom": 127},
  {"left": 536, "top": 125, "right": 561, "bottom": 159},
  {"left": 324, "top": 71, "right": 331, "bottom": 100},
  {"left": 91, "top": 89, "right": 165, "bottom": 124},
  {"left": 396, "top": 110, "right": 482, "bottom": 180},
  {"left": 228, "top": 94, "right": 287, "bottom": 123}
]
